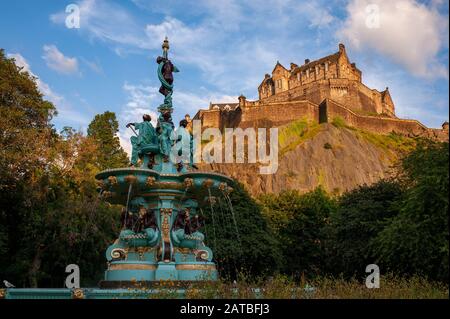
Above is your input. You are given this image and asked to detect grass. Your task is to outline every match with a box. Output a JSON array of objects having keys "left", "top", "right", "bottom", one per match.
[
  {"left": 331, "top": 116, "right": 348, "bottom": 129},
  {"left": 330, "top": 116, "right": 416, "bottom": 159},
  {"left": 356, "top": 130, "right": 416, "bottom": 155},
  {"left": 140, "top": 274, "right": 448, "bottom": 299},
  {"left": 279, "top": 119, "right": 322, "bottom": 156}
]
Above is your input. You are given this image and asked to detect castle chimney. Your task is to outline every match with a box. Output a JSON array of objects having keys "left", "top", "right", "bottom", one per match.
[
  {"left": 351, "top": 63, "right": 356, "bottom": 68},
  {"left": 442, "top": 121, "right": 449, "bottom": 131},
  {"left": 238, "top": 95, "right": 246, "bottom": 108},
  {"left": 290, "top": 63, "right": 298, "bottom": 70},
  {"left": 265, "top": 73, "right": 271, "bottom": 79},
  {"left": 339, "top": 43, "right": 345, "bottom": 52},
  {"left": 304, "top": 59, "right": 310, "bottom": 64}
]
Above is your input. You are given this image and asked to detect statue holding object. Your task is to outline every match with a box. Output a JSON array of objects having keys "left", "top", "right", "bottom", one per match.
[
  {"left": 127, "top": 114, "right": 158, "bottom": 166},
  {"left": 157, "top": 37, "right": 179, "bottom": 113}
]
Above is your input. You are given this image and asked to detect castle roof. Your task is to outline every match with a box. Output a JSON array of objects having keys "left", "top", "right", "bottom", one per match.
[
  {"left": 272, "top": 61, "right": 288, "bottom": 74},
  {"left": 291, "top": 52, "right": 341, "bottom": 75}
]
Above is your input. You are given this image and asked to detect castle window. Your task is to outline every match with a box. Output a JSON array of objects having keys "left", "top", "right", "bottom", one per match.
[
  {"left": 325, "top": 62, "right": 329, "bottom": 72},
  {"left": 297, "top": 72, "right": 301, "bottom": 81},
  {"left": 315, "top": 65, "right": 319, "bottom": 76},
  {"left": 306, "top": 70, "right": 310, "bottom": 78},
  {"left": 276, "top": 79, "right": 282, "bottom": 89}
]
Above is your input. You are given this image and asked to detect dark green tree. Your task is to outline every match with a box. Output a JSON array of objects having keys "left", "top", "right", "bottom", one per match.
[
  {"left": 326, "top": 180, "right": 403, "bottom": 278},
  {"left": 87, "top": 111, "right": 129, "bottom": 169},
  {"left": 202, "top": 182, "right": 282, "bottom": 280},
  {"left": 259, "top": 188, "right": 337, "bottom": 278},
  {"left": 373, "top": 141, "right": 449, "bottom": 281}
]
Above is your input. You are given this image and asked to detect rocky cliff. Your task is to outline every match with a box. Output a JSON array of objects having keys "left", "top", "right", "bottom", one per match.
[{"left": 199, "top": 122, "right": 415, "bottom": 196}]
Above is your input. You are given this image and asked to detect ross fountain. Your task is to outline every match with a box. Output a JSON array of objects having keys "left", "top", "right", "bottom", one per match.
[{"left": 95, "top": 37, "right": 234, "bottom": 288}]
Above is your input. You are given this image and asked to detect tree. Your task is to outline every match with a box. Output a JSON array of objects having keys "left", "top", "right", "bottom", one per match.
[
  {"left": 373, "top": 141, "right": 449, "bottom": 281},
  {"left": 0, "top": 50, "right": 122, "bottom": 287},
  {"left": 202, "top": 182, "right": 282, "bottom": 280},
  {"left": 326, "top": 180, "right": 403, "bottom": 278},
  {"left": 259, "top": 188, "right": 337, "bottom": 278},
  {"left": 0, "top": 50, "right": 57, "bottom": 287},
  {"left": 87, "top": 111, "right": 129, "bottom": 169}
]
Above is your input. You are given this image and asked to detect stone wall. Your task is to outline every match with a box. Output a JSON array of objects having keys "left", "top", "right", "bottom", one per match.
[
  {"left": 195, "top": 97, "right": 448, "bottom": 142},
  {"left": 321, "top": 99, "right": 448, "bottom": 141},
  {"left": 239, "top": 101, "right": 318, "bottom": 128}
]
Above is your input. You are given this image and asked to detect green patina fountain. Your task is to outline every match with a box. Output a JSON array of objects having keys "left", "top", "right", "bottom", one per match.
[
  {"left": 1, "top": 38, "right": 234, "bottom": 299},
  {"left": 96, "top": 37, "right": 234, "bottom": 287}
]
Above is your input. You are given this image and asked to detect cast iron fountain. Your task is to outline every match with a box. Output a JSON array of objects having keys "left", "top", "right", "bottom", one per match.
[{"left": 96, "top": 37, "right": 233, "bottom": 288}]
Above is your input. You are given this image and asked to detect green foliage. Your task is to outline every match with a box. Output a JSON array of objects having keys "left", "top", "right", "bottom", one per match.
[
  {"left": 87, "top": 111, "right": 129, "bottom": 169},
  {"left": 357, "top": 130, "right": 416, "bottom": 155},
  {"left": 259, "top": 188, "right": 337, "bottom": 277},
  {"left": 259, "top": 138, "right": 449, "bottom": 282},
  {"left": 202, "top": 182, "right": 282, "bottom": 279},
  {"left": 0, "top": 51, "right": 121, "bottom": 287},
  {"left": 331, "top": 116, "right": 347, "bottom": 128},
  {"left": 373, "top": 141, "right": 449, "bottom": 281},
  {"left": 326, "top": 180, "right": 403, "bottom": 277}
]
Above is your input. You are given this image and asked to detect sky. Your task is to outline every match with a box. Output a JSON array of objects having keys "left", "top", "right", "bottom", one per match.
[{"left": 1, "top": 0, "right": 448, "bottom": 154}]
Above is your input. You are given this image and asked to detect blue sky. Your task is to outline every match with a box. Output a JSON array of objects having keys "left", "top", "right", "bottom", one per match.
[{"left": 1, "top": 0, "right": 448, "bottom": 153}]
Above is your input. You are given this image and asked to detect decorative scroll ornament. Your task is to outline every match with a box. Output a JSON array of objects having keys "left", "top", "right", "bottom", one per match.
[
  {"left": 110, "top": 248, "right": 127, "bottom": 260},
  {"left": 194, "top": 249, "right": 209, "bottom": 261}
]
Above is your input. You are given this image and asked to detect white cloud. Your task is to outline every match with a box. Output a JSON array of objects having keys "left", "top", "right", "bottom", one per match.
[
  {"left": 42, "top": 45, "right": 79, "bottom": 75},
  {"left": 8, "top": 53, "right": 89, "bottom": 126},
  {"left": 337, "top": 0, "right": 448, "bottom": 79}
]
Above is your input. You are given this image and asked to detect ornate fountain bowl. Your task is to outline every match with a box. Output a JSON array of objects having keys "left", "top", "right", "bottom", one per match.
[{"left": 95, "top": 168, "right": 234, "bottom": 205}]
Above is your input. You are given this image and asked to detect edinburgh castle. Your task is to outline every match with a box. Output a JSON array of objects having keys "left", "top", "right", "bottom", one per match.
[{"left": 194, "top": 43, "right": 448, "bottom": 141}]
